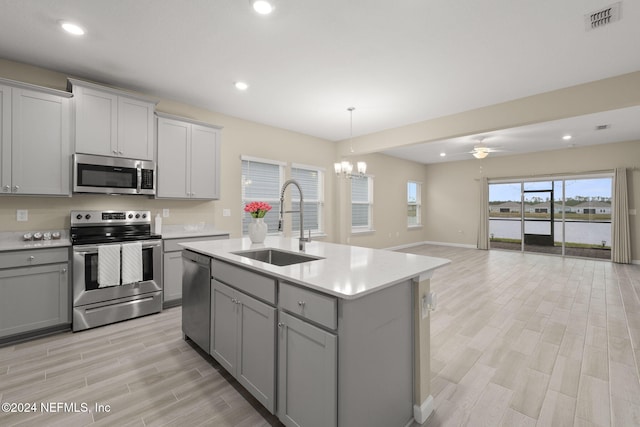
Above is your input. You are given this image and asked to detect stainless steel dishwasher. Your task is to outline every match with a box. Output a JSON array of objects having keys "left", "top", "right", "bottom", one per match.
[{"left": 182, "top": 250, "right": 211, "bottom": 352}]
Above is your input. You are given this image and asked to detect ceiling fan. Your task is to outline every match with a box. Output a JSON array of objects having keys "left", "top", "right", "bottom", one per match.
[{"left": 468, "top": 137, "right": 504, "bottom": 159}]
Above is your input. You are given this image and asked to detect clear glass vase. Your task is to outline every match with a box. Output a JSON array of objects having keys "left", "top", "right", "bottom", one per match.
[{"left": 248, "top": 217, "right": 268, "bottom": 243}]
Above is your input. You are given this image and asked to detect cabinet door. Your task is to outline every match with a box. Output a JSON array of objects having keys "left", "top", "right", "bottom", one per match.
[
  {"left": 74, "top": 86, "right": 117, "bottom": 156},
  {"left": 190, "top": 124, "right": 220, "bottom": 199},
  {"left": 118, "top": 96, "right": 154, "bottom": 160},
  {"left": 0, "top": 263, "right": 70, "bottom": 338},
  {"left": 237, "top": 292, "right": 276, "bottom": 413},
  {"left": 11, "top": 88, "right": 71, "bottom": 195},
  {"left": 211, "top": 280, "right": 238, "bottom": 375},
  {"left": 0, "top": 84, "right": 10, "bottom": 192},
  {"left": 278, "top": 311, "right": 337, "bottom": 427},
  {"left": 163, "top": 251, "right": 183, "bottom": 303},
  {"left": 157, "top": 117, "right": 190, "bottom": 198}
]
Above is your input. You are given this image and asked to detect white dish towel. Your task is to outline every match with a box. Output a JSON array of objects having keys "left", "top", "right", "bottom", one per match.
[
  {"left": 98, "top": 244, "right": 121, "bottom": 288},
  {"left": 121, "top": 242, "right": 143, "bottom": 285}
]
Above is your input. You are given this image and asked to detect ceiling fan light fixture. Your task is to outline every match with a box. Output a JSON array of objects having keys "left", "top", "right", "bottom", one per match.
[{"left": 472, "top": 149, "right": 489, "bottom": 159}]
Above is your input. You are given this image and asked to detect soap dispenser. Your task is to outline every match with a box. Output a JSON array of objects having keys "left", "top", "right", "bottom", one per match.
[{"left": 155, "top": 213, "right": 162, "bottom": 235}]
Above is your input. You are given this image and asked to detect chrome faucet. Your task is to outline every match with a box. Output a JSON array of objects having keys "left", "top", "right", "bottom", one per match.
[{"left": 279, "top": 179, "right": 311, "bottom": 251}]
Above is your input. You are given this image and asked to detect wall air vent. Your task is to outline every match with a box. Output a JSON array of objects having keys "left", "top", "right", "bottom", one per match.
[
  {"left": 585, "top": 2, "right": 621, "bottom": 31},
  {"left": 595, "top": 124, "right": 611, "bottom": 131}
]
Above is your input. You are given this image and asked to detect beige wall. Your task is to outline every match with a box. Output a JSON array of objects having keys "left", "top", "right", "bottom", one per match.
[
  {"left": 1, "top": 59, "right": 432, "bottom": 250},
  {"left": 422, "top": 140, "right": 640, "bottom": 260},
  {"left": 336, "top": 153, "right": 429, "bottom": 249}
]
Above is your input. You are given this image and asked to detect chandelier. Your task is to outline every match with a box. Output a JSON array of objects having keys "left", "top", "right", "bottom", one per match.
[{"left": 334, "top": 107, "right": 367, "bottom": 178}]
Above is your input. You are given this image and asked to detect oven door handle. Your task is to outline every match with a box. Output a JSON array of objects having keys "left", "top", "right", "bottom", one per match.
[{"left": 73, "top": 241, "right": 161, "bottom": 254}]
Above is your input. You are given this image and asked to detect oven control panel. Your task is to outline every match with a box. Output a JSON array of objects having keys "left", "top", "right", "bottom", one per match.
[{"left": 71, "top": 210, "right": 151, "bottom": 226}]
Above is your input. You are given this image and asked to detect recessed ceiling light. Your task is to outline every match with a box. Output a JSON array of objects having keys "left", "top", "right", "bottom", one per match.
[
  {"left": 59, "top": 21, "right": 85, "bottom": 36},
  {"left": 440, "top": 152, "right": 446, "bottom": 157},
  {"left": 234, "top": 81, "right": 249, "bottom": 91},
  {"left": 252, "top": 0, "right": 274, "bottom": 15},
  {"left": 562, "top": 135, "right": 572, "bottom": 140}
]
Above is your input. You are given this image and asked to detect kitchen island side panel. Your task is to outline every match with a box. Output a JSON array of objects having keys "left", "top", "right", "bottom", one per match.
[{"left": 337, "top": 279, "right": 414, "bottom": 427}]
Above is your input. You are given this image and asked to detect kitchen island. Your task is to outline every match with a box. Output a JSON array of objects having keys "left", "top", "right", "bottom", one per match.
[{"left": 180, "top": 237, "right": 450, "bottom": 427}]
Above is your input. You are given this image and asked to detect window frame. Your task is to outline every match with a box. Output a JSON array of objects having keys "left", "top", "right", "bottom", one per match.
[
  {"left": 351, "top": 174, "right": 374, "bottom": 233},
  {"left": 407, "top": 180, "right": 422, "bottom": 228},
  {"left": 291, "top": 163, "right": 325, "bottom": 236},
  {"left": 241, "top": 155, "right": 285, "bottom": 236}
]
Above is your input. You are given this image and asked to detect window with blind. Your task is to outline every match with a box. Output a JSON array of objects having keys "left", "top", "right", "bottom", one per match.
[
  {"left": 241, "top": 158, "right": 284, "bottom": 235},
  {"left": 291, "top": 165, "right": 324, "bottom": 234},
  {"left": 351, "top": 176, "right": 373, "bottom": 232},
  {"left": 408, "top": 181, "right": 422, "bottom": 227}
]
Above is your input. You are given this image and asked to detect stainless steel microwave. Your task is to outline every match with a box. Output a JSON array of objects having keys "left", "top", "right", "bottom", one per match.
[{"left": 73, "top": 154, "right": 155, "bottom": 195}]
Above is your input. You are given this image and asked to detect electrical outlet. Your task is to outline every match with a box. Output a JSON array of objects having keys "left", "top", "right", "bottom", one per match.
[
  {"left": 162, "top": 209, "right": 170, "bottom": 218},
  {"left": 223, "top": 209, "right": 231, "bottom": 217},
  {"left": 17, "top": 210, "right": 28, "bottom": 222}
]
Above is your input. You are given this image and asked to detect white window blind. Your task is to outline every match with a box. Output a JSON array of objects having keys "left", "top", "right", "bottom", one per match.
[
  {"left": 291, "top": 166, "right": 324, "bottom": 234},
  {"left": 351, "top": 176, "right": 373, "bottom": 231},
  {"left": 241, "top": 158, "right": 283, "bottom": 235},
  {"left": 408, "top": 181, "right": 422, "bottom": 226}
]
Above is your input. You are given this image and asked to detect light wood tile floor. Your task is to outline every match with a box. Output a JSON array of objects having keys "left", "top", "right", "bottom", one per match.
[
  {"left": 1, "top": 245, "right": 638, "bottom": 427},
  {"left": 402, "top": 245, "right": 640, "bottom": 427}
]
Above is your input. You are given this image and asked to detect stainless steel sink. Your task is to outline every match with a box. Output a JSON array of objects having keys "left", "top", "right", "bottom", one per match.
[{"left": 231, "top": 248, "right": 323, "bottom": 266}]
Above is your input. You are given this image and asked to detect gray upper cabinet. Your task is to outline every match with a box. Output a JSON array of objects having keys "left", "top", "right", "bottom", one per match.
[
  {"left": 69, "top": 78, "right": 156, "bottom": 160},
  {"left": 156, "top": 112, "right": 221, "bottom": 200},
  {"left": 0, "top": 79, "right": 72, "bottom": 196}
]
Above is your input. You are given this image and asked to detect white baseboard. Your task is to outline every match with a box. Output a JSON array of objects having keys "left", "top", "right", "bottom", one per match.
[
  {"left": 413, "top": 395, "right": 434, "bottom": 424},
  {"left": 632, "top": 259, "right": 640, "bottom": 265},
  {"left": 422, "top": 241, "right": 477, "bottom": 249},
  {"left": 386, "top": 241, "right": 478, "bottom": 251}
]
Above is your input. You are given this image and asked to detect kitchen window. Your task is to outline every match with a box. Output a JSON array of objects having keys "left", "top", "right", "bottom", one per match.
[
  {"left": 291, "top": 164, "right": 325, "bottom": 235},
  {"left": 351, "top": 175, "right": 373, "bottom": 232},
  {"left": 407, "top": 181, "right": 422, "bottom": 227},
  {"left": 241, "top": 156, "right": 285, "bottom": 235}
]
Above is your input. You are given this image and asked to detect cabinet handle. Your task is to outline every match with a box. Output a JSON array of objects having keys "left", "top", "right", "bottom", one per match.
[
  {"left": 28, "top": 255, "right": 35, "bottom": 261},
  {"left": 112, "top": 150, "right": 118, "bottom": 154},
  {"left": 61, "top": 268, "right": 67, "bottom": 273},
  {"left": 297, "top": 300, "right": 306, "bottom": 307},
  {"left": 277, "top": 322, "right": 284, "bottom": 328},
  {"left": 118, "top": 151, "right": 123, "bottom": 155},
  {"left": 13, "top": 185, "right": 19, "bottom": 192},
  {"left": 2, "top": 185, "right": 9, "bottom": 192}
]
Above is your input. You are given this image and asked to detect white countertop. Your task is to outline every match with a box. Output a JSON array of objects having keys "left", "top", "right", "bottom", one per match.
[
  {"left": 180, "top": 237, "right": 450, "bottom": 300},
  {"left": 160, "top": 225, "right": 230, "bottom": 240},
  {"left": 0, "top": 231, "right": 71, "bottom": 252}
]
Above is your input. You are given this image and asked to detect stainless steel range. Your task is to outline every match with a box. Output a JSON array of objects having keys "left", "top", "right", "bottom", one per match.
[{"left": 70, "top": 210, "right": 162, "bottom": 331}]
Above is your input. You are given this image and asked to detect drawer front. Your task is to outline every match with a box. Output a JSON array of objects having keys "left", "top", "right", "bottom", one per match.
[
  {"left": 0, "top": 248, "right": 69, "bottom": 269},
  {"left": 163, "top": 234, "right": 229, "bottom": 252},
  {"left": 279, "top": 282, "right": 337, "bottom": 330},
  {"left": 211, "top": 259, "right": 276, "bottom": 305}
]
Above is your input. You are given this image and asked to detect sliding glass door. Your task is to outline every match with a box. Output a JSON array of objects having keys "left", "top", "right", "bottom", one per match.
[{"left": 488, "top": 175, "right": 612, "bottom": 260}]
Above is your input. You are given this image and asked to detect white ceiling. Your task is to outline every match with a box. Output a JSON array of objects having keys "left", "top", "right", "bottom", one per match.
[
  {"left": 383, "top": 105, "right": 640, "bottom": 164},
  {"left": 0, "top": 0, "right": 639, "bottom": 160}
]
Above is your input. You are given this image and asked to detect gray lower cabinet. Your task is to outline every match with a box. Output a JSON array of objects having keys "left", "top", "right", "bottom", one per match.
[
  {"left": 277, "top": 310, "right": 337, "bottom": 427},
  {"left": 163, "top": 234, "right": 228, "bottom": 307},
  {"left": 211, "top": 279, "right": 276, "bottom": 413},
  {"left": 0, "top": 248, "right": 70, "bottom": 340}
]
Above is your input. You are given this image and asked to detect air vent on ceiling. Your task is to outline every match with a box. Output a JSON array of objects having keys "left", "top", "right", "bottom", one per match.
[
  {"left": 585, "top": 2, "right": 622, "bottom": 31},
  {"left": 595, "top": 124, "right": 611, "bottom": 131}
]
